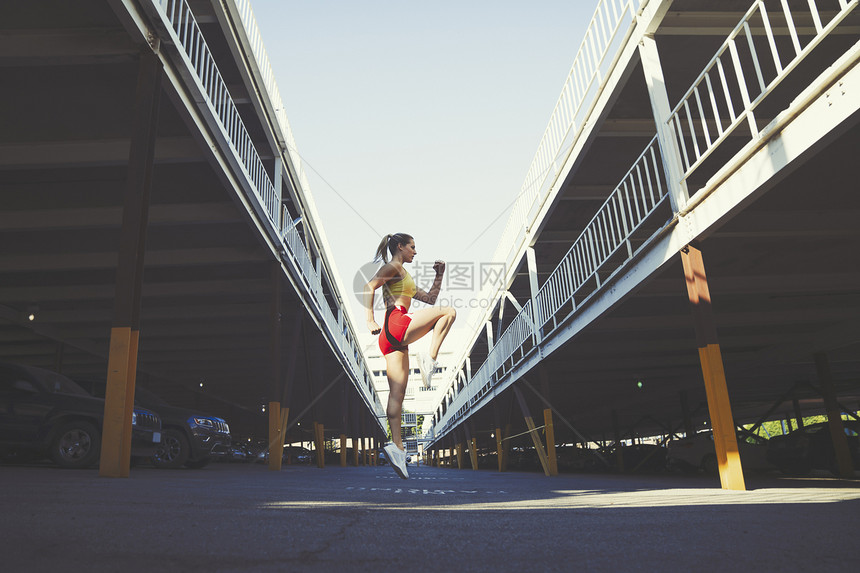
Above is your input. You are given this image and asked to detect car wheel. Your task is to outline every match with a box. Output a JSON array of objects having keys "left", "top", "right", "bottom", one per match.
[
  {"left": 184, "top": 457, "right": 210, "bottom": 469},
  {"left": 152, "top": 429, "right": 190, "bottom": 469},
  {"left": 701, "top": 454, "right": 718, "bottom": 474},
  {"left": 50, "top": 420, "right": 101, "bottom": 469}
]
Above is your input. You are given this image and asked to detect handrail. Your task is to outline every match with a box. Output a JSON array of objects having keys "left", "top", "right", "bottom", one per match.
[
  {"left": 431, "top": 0, "right": 860, "bottom": 440},
  {"left": 436, "top": 136, "right": 671, "bottom": 436},
  {"left": 493, "top": 0, "right": 648, "bottom": 267},
  {"left": 231, "top": 0, "right": 313, "bottom": 194},
  {"left": 149, "top": 0, "right": 384, "bottom": 419},
  {"left": 667, "top": 0, "right": 858, "bottom": 183},
  {"left": 535, "top": 136, "right": 667, "bottom": 330}
]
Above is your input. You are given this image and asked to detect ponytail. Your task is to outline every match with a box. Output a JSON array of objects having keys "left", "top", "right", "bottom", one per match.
[{"left": 373, "top": 232, "right": 413, "bottom": 263}]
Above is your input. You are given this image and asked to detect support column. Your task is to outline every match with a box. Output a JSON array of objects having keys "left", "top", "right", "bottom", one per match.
[
  {"left": 313, "top": 422, "right": 325, "bottom": 468},
  {"left": 268, "top": 263, "right": 284, "bottom": 471},
  {"left": 682, "top": 246, "right": 745, "bottom": 490},
  {"left": 612, "top": 410, "right": 625, "bottom": 473},
  {"left": 638, "top": 33, "right": 689, "bottom": 213},
  {"left": 539, "top": 367, "right": 558, "bottom": 476},
  {"left": 340, "top": 434, "right": 347, "bottom": 467},
  {"left": 456, "top": 441, "right": 463, "bottom": 469},
  {"left": 493, "top": 402, "right": 504, "bottom": 472},
  {"left": 526, "top": 247, "right": 542, "bottom": 343},
  {"left": 268, "top": 402, "right": 283, "bottom": 471},
  {"left": 100, "top": 49, "right": 162, "bottom": 478},
  {"left": 814, "top": 353, "right": 854, "bottom": 478},
  {"left": 513, "top": 385, "right": 551, "bottom": 476}
]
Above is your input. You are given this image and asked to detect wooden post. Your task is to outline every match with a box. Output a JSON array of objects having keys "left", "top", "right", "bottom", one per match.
[
  {"left": 495, "top": 427, "right": 504, "bottom": 472},
  {"left": 268, "top": 402, "right": 283, "bottom": 471},
  {"left": 539, "top": 366, "right": 558, "bottom": 476},
  {"left": 314, "top": 422, "right": 325, "bottom": 468},
  {"left": 100, "top": 50, "right": 162, "bottom": 478},
  {"left": 543, "top": 409, "right": 558, "bottom": 476},
  {"left": 612, "top": 410, "right": 624, "bottom": 473},
  {"left": 682, "top": 246, "right": 745, "bottom": 490},
  {"left": 340, "top": 434, "right": 347, "bottom": 467},
  {"left": 513, "top": 385, "right": 551, "bottom": 476}
]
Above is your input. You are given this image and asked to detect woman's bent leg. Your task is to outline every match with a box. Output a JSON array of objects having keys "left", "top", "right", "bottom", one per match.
[
  {"left": 384, "top": 350, "right": 409, "bottom": 450},
  {"left": 401, "top": 306, "right": 456, "bottom": 358}
]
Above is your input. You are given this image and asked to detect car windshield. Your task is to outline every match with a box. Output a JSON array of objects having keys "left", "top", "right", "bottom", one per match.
[
  {"left": 134, "top": 386, "right": 169, "bottom": 406},
  {"left": 27, "top": 367, "right": 90, "bottom": 396}
]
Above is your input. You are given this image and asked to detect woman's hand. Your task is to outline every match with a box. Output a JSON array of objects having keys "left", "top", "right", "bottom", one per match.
[
  {"left": 367, "top": 320, "right": 381, "bottom": 335},
  {"left": 433, "top": 260, "right": 446, "bottom": 276}
]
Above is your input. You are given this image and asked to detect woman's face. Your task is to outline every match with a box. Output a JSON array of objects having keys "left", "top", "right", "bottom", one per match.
[{"left": 400, "top": 240, "right": 417, "bottom": 263}]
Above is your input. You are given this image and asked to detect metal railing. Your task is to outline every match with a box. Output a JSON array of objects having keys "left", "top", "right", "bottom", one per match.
[
  {"left": 149, "top": 0, "right": 383, "bottom": 418},
  {"left": 535, "top": 136, "right": 668, "bottom": 330},
  {"left": 232, "top": 0, "right": 314, "bottom": 195},
  {"left": 438, "top": 136, "right": 672, "bottom": 435},
  {"left": 433, "top": 0, "right": 860, "bottom": 439},
  {"left": 493, "top": 0, "right": 648, "bottom": 267},
  {"left": 667, "top": 0, "right": 858, "bottom": 183},
  {"left": 153, "top": 0, "right": 280, "bottom": 227}
]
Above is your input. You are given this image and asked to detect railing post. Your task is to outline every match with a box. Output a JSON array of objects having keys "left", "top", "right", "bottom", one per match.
[
  {"left": 526, "top": 247, "right": 542, "bottom": 344},
  {"left": 638, "top": 34, "right": 689, "bottom": 214}
]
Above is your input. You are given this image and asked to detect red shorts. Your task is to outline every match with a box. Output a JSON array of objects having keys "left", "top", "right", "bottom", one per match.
[{"left": 379, "top": 305, "right": 412, "bottom": 355}]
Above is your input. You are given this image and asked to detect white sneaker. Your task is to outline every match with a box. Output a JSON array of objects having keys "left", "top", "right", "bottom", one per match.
[
  {"left": 419, "top": 353, "right": 437, "bottom": 389},
  {"left": 383, "top": 443, "right": 409, "bottom": 479}
]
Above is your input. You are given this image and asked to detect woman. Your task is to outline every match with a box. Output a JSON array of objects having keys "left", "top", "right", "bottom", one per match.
[{"left": 365, "top": 233, "right": 456, "bottom": 479}]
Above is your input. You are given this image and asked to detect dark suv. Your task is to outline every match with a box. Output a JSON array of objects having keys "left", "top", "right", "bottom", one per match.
[
  {"left": 0, "top": 362, "right": 162, "bottom": 469},
  {"left": 79, "top": 380, "right": 230, "bottom": 469}
]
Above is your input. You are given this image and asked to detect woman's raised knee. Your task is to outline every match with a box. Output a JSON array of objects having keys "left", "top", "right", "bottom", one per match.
[{"left": 444, "top": 306, "right": 457, "bottom": 321}]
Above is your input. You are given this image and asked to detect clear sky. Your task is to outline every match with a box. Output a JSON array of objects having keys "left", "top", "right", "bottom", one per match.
[{"left": 249, "top": 1, "right": 597, "bottom": 349}]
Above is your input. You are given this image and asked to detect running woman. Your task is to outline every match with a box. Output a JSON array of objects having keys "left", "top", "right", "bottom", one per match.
[{"left": 364, "top": 233, "right": 456, "bottom": 479}]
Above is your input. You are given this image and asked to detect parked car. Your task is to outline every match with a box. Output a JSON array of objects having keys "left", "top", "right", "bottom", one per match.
[
  {"left": 0, "top": 362, "right": 161, "bottom": 468},
  {"left": 78, "top": 379, "right": 230, "bottom": 470},
  {"left": 767, "top": 420, "right": 860, "bottom": 476},
  {"left": 667, "top": 431, "right": 773, "bottom": 474}
]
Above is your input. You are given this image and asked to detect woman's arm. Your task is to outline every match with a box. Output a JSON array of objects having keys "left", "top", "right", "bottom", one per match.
[
  {"left": 365, "top": 263, "right": 399, "bottom": 334},
  {"left": 414, "top": 260, "right": 445, "bottom": 305}
]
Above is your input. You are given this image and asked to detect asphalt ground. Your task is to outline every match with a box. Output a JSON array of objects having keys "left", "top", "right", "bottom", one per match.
[{"left": 1, "top": 461, "right": 859, "bottom": 572}]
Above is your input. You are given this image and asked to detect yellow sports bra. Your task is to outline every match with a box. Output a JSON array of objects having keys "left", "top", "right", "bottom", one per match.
[{"left": 383, "top": 270, "right": 417, "bottom": 299}]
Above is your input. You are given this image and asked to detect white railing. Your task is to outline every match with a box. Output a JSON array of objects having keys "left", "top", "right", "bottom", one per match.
[
  {"left": 535, "top": 136, "right": 668, "bottom": 330},
  {"left": 433, "top": 0, "right": 860, "bottom": 440},
  {"left": 493, "top": 0, "right": 647, "bottom": 267},
  {"left": 152, "top": 0, "right": 281, "bottom": 228},
  {"left": 667, "top": 0, "right": 858, "bottom": 183},
  {"left": 437, "top": 136, "right": 671, "bottom": 435},
  {"left": 232, "top": 0, "right": 314, "bottom": 194},
  {"left": 150, "top": 0, "right": 383, "bottom": 419}
]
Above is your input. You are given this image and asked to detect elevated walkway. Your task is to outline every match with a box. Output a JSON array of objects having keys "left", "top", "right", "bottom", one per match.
[
  {"left": 0, "top": 0, "right": 386, "bottom": 473},
  {"left": 426, "top": 0, "right": 860, "bottom": 488}
]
